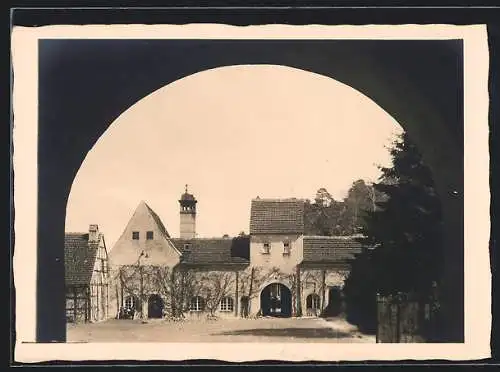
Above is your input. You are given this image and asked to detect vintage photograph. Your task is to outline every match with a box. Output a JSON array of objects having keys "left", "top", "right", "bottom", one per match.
[{"left": 12, "top": 24, "right": 491, "bottom": 362}]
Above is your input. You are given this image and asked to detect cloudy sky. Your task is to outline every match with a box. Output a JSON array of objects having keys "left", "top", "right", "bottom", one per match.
[{"left": 65, "top": 65, "right": 403, "bottom": 250}]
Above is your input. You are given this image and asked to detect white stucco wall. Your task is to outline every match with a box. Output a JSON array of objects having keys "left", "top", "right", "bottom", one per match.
[{"left": 250, "top": 234, "right": 303, "bottom": 274}]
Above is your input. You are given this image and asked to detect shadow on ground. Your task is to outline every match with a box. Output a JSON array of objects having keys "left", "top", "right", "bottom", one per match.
[{"left": 211, "top": 327, "right": 353, "bottom": 338}]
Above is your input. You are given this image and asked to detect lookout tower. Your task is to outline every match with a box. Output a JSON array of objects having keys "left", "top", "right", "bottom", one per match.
[{"left": 179, "top": 184, "right": 197, "bottom": 239}]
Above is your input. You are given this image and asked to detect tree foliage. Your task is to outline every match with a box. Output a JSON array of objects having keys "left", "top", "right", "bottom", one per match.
[
  {"left": 239, "top": 266, "right": 267, "bottom": 301},
  {"left": 304, "top": 180, "right": 383, "bottom": 236},
  {"left": 198, "top": 271, "right": 236, "bottom": 316},
  {"left": 117, "top": 264, "right": 159, "bottom": 319},
  {"left": 343, "top": 132, "right": 444, "bottom": 332},
  {"left": 153, "top": 266, "right": 200, "bottom": 318}
]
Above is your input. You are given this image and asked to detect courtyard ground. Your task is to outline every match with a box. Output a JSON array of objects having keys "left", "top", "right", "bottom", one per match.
[{"left": 67, "top": 316, "right": 376, "bottom": 343}]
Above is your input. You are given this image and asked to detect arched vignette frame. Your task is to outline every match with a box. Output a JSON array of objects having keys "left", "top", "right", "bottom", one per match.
[{"left": 36, "top": 38, "right": 464, "bottom": 343}]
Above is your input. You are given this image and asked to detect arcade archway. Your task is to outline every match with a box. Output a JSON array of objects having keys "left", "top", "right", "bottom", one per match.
[
  {"left": 147, "top": 294, "right": 164, "bottom": 319},
  {"left": 260, "top": 283, "right": 292, "bottom": 318}
]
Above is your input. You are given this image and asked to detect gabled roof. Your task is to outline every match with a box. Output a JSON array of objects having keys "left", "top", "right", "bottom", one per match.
[
  {"left": 144, "top": 202, "right": 171, "bottom": 239},
  {"left": 302, "top": 235, "right": 363, "bottom": 264},
  {"left": 64, "top": 233, "right": 99, "bottom": 286},
  {"left": 170, "top": 236, "right": 250, "bottom": 266},
  {"left": 109, "top": 201, "right": 182, "bottom": 264},
  {"left": 249, "top": 198, "right": 305, "bottom": 235}
]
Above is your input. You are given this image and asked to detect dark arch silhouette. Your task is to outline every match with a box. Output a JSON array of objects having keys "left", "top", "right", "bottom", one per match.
[
  {"left": 38, "top": 39, "right": 464, "bottom": 342},
  {"left": 147, "top": 294, "right": 164, "bottom": 319},
  {"left": 260, "top": 283, "right": 292, "bottom": 318}
]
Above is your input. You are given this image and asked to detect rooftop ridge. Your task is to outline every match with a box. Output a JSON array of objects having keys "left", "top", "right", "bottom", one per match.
[
  {"left": 251, "top": 197, "right": 306, "bottom": 202},
  {"left": 143, "top": 201, "right": 172, "bottom": 239},
  {"left": 304, "top": 235, "right": 365, "bottom": 239},
  {"left": 171, "top": 236, "right": 248, "bottom": 240}
]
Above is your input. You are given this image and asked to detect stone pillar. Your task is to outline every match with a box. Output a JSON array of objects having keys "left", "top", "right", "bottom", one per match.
[
  {"left": 141, "top": 300, "right": 148, "bottom": 320},
  {"left": 234, "top": 271, "right": 239, "bottom": 317},
  {"left": 296, "top": 265, "right": 302, "bottom": 317},
  {"left": 321, "top": 270, "right": 326, "bottom": 312}
]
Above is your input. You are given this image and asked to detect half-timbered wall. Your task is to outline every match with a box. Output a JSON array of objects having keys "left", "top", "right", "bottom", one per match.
[{"left": 90, "top": 235, "right": 110, "bottom": 322}]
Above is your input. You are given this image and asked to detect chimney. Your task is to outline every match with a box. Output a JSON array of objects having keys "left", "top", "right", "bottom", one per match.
[{"left": 89, "top": 224, "right": 100, "bottom": 243}]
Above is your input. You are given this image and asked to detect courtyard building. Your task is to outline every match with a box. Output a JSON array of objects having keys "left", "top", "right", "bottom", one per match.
[
  {"left": 64, "top": 224, "right": 110, "bottom": 323},
  {"left": 107, "top": 188, "right": 362, "bottom": 320}
]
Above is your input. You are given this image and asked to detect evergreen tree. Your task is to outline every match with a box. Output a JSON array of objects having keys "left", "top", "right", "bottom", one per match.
[
  {"left": 304, "top": 183, "right": 382, "bottom": 236},
  {"left": 343, "top": 132, "right": 444, "bottom": 331}
]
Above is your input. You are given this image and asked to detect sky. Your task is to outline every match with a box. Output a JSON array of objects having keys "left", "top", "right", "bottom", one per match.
[{"left": 65, "top": 64, "right": 403, "bottom": 250}]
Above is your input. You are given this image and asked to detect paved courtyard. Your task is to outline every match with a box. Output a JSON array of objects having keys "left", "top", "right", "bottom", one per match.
[{"left": 67, "top": 316, "right": 375, "bottom": 343}]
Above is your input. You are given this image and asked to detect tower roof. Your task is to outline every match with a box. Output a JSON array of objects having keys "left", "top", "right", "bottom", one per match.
[
  {"left": 180, "top": 184, "right": 197, "bottom": 202},
  {"left": 180, "top": 193, "right": 196, "bottom": 201}
]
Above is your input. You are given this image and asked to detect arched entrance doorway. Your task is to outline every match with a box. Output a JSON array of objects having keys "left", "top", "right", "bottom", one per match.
[
  {"left": 147, "top": 294, "right": 164, "bottom": 319},
  {"left": 260, "top": 283, "right": 292, "bottom": 317}
]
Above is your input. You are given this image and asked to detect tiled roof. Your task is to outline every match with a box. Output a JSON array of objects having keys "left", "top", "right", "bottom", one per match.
[
  {"left": 302, "top": 236, "right": 363, "bottom": 264},
  {"left": 64, "top": 233, "right": 98, "bottom": 286},
  {"left": 249, "top": 198, "right": 305, "bottom": 235},
  {"left": 170, "top": 236, "right": 250, "bottom": 266},
  {"left": 144, "top": 202, "right": 171, "bottom": 238}
]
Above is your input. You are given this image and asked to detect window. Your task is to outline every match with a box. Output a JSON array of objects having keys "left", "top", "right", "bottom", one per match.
[
  {"left": 220, "top": 296, "right": 234, "bottom": 312},
  {"left": 125, "top": 295, "right": 137, "bottom": 310},
  {"left": 283, "top": 241, "right": 291, "bottom": 255},
  {"left": 132, "top": 231, "right": 139, "bottom": 240},
  {"left": 262, "top": 242, "right": 270, "bottom": 254},
  {"left": 101, "top": 259, "right": 108, "bottom": 274},
  {"left": 189, "top": 296, "right": 205, "bottom": 312},
  {"left": 306, "top": 294, "right": 321, "bottom": 310},
  {"left": 146, "top": 231, "right": 154, "bottom": 240}
]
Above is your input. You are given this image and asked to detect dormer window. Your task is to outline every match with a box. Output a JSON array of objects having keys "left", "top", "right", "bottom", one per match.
[
  {"left": 262, "top": 242, "right": 270, "bottom": 254},
  {"left": 146, "top": 231, "right": 154, "bottom": 240},
  {"left": 283, "top": 241, "right": 291, "bottom": 255},
  {"left": 132, "top": 231, "right": 139, "bottom": 240}
]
